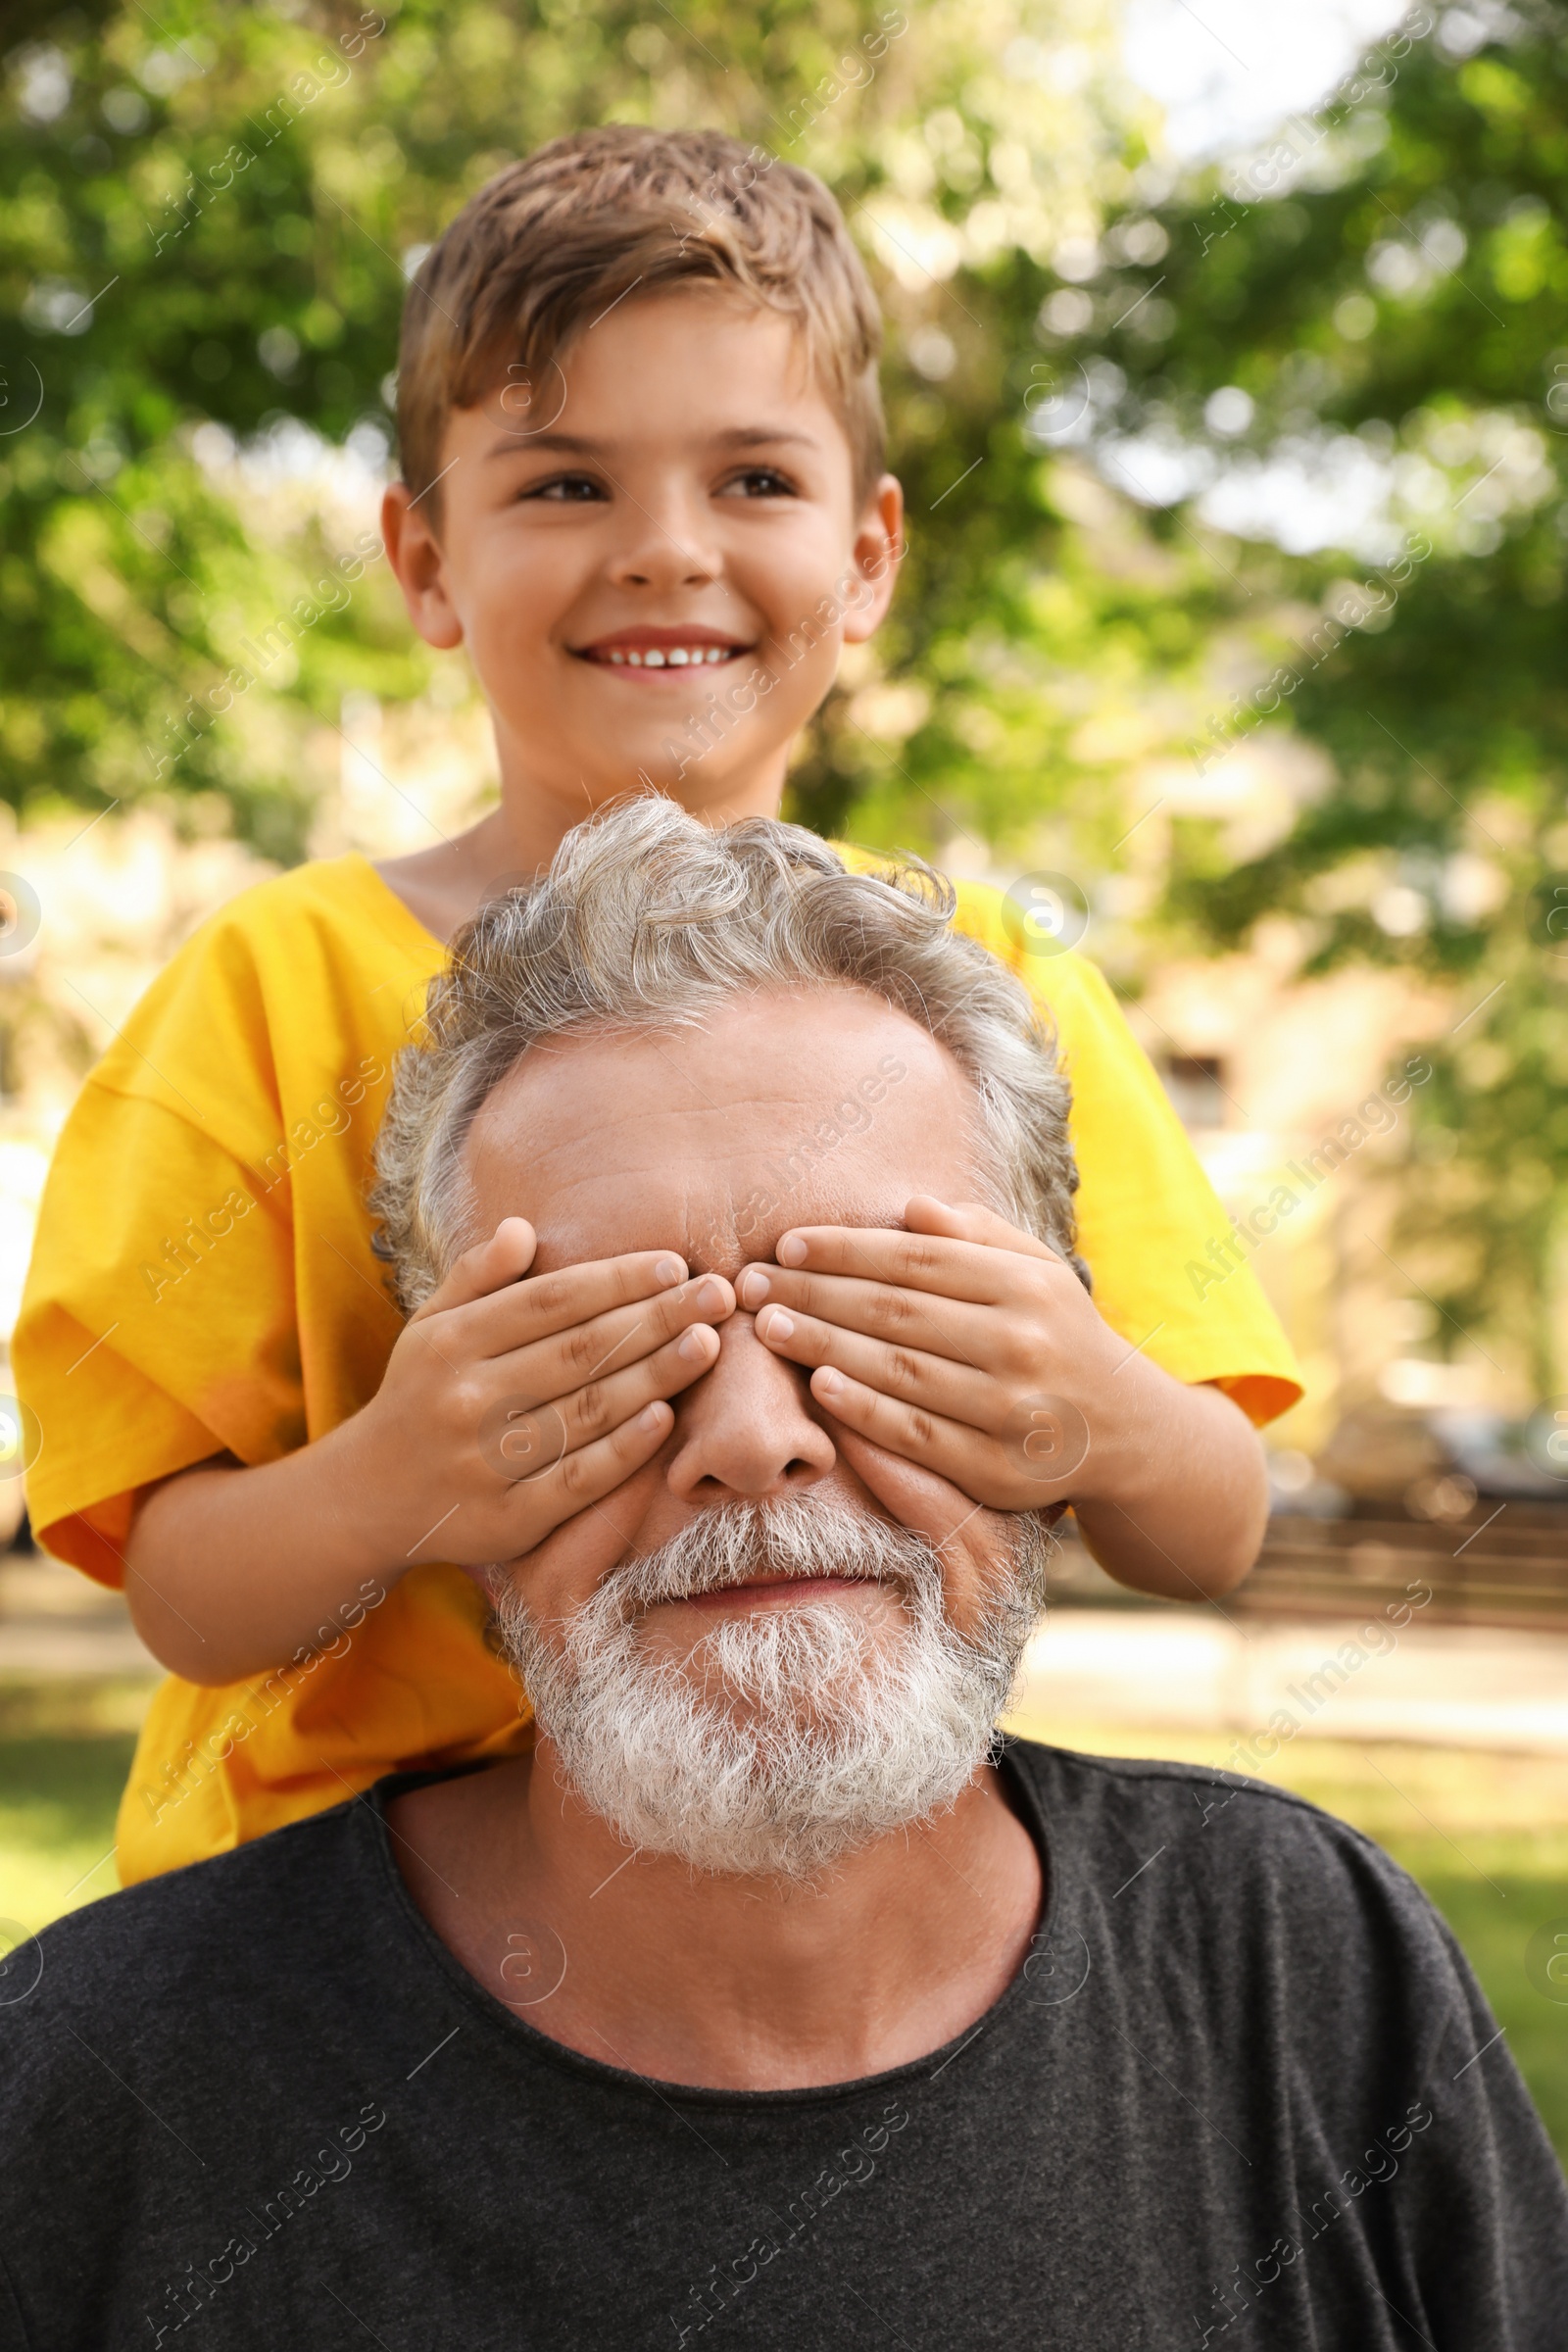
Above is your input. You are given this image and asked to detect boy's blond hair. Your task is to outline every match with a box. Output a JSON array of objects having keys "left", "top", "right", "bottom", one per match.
[{"left": 396, "top": 125, "right": 885, "bottom": 520}]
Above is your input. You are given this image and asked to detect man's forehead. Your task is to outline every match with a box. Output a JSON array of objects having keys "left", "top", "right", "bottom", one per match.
[
  {"left": 532, "top": 1177, "right": 919, "bottom": 1280},
  {"left": 465, "top": 992, "right": 982, "bottom": 1273}
]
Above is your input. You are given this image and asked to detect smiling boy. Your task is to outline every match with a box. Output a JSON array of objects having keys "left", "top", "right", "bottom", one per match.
[
  {"left": 16, "top": 126, "right": 1301, "bottom": 1884},
  {"left": 369, "top": 142, "right": 902, "bottom": 926}
]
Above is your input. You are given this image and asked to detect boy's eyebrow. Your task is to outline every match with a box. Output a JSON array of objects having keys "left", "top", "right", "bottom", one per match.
[
  {"left": 483, "top": 424, "right": 822, "bottom": 462},
  {"left": 484, "top": 431, "right": 594, "bottom": 461},
  {"left": 709, "top": 426, "right": 821, "bottom": 451}
]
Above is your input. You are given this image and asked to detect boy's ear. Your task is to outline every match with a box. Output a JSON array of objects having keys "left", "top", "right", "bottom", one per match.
[
  {"left": 381, "top": 479, "right": 466, "bottom": 651},
  {"left": 841, "top": 473, "right": 906, "bottom": 646}
]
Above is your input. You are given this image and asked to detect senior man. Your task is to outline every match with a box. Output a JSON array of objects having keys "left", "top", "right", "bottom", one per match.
[{"left": 2, "top": 805, "right": 1564, "bottom": 2351}]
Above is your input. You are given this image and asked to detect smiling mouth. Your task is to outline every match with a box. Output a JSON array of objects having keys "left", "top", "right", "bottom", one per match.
[
  {"left": 573, "top": 631, "right": 753, "bottom": 671},
  {"left": 577, "top": 645, "right": 747, "bottom": 669}
]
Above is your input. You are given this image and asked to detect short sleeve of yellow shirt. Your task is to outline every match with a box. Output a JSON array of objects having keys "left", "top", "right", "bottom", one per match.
[{"left": 14, "top": 849, "right": 1300, "bottom": 1884}]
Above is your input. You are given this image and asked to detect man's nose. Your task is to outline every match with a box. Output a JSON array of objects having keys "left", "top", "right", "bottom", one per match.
[{"left": 663, "top": 1312, "right": 837, "bottom": 1502}]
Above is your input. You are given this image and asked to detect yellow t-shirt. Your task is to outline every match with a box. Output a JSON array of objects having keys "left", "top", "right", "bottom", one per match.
[{"left": 15, "top": 851, "right": 1300, "bottom": 1884}]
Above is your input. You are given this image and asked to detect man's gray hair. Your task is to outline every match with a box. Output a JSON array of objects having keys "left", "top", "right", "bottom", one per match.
[{"left": 371, "top": 798, "right": 1084, "bottom": 1313}]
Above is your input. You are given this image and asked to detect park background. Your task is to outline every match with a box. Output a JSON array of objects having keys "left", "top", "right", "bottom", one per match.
[{"left": 2, "top": 0, "right": 1568, "bottom": 2157}]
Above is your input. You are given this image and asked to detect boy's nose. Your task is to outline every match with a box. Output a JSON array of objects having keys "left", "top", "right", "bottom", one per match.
[
  {"left": 606, "top": 493, "right": 723, "bottom": 591},
  {"left": 662, "top": 1312, "right": 836, "bottom": 1503}
]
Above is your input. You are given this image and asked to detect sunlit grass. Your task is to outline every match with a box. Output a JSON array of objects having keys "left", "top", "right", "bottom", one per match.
[{"left": 0, "top": 1680, "right": 153, "bottom": 1934}]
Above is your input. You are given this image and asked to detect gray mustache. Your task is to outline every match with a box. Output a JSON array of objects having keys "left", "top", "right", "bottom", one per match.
[
  {"left": 487, "top": 1484, "right": 1058, "bottom": 1881},
  {"left": 605, "top": 1493, "right": 945, "bottom": 1617}
]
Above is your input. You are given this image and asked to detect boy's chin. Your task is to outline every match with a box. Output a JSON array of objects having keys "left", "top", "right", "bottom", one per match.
[{"left": 584, "top": 746, "right": 770, "bottom": 809}]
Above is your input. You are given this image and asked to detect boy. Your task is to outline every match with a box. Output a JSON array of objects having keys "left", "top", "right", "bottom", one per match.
[{"left": 15, "top": 126, "right": 1299, "bottom": 1885}]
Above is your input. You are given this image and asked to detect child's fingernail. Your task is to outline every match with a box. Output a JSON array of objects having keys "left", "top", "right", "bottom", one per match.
[
  {"left": 762, "top": 1308, "right": 795, "bottom": 1342},
  {"left": 815, "top": 1368, "right": 845, "bottom": 1399},
  {"left": 777, "top": 1235, "right": 807, "bottom": 1267},
  {"left": 738, "top": 1268, "right": 770, "bottom": 1308},
  {"left": 693, "top": 1276, "right": 728, "bottom": 1314},
  {"left": 677, "top": 1326, "right": 712, "bottom": 1361},
  {"left": 637, "top": 1401, "right": 667, "bottom": 1431},
  {"left": 655, "top": 1256, "right": 685, "bottom": 1287}
]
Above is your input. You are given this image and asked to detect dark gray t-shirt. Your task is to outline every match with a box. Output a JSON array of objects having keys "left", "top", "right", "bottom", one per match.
[{"left": 1, "top": 1740, "right": 1564, "bottom": 2351}]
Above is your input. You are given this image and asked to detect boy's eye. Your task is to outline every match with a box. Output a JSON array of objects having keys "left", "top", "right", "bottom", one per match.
[
  {"left": 721, "top": 466, "right": 798, "bottom": 499},
  {"left": 521, "top": 472, "right": 606, "bottom": 503}
]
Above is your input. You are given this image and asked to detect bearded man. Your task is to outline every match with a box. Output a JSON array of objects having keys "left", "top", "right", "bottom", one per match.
[{"left": 2, "top": 803, "right": 1563, "bottom": 2351}]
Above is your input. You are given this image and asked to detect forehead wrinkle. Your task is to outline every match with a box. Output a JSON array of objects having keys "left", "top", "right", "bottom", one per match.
[
  {"left": 686, "top": 1185, "right": 915, "bottom": 1280},
  {"left": 468, "top": 998, "right": 988, "bottom": 1272},
  {"left": 530, "top": 1179, "right": 915, "bottom": 1283}
]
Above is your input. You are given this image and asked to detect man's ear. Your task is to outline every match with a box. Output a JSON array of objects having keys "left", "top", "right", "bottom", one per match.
[
  {"left": 841, "top": 473, "right": 906, "bottom": 646},
  {"left": 381, "top": 478, "right": 466, "bottom": 651}
]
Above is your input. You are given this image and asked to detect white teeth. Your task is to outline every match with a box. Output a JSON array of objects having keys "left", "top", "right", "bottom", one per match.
[{"left": 599, "top": 645, "right": 735, "bottom": 667}]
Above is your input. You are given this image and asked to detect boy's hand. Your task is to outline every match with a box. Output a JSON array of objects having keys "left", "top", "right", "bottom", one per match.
[
  {"left": 739, "top": 1196, "right": 1116, "bottom": 1510},
  {"left": 350, "top": 1217, "right": 733, "bottom": 1570},
  {"left": 739, "top": 1195, "right": 1269, "bottom": 1601}
]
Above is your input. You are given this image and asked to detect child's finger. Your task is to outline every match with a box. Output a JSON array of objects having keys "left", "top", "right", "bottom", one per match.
[
  {"left": 492, "top": 1321, "right": 723, "bottom": 1474},
  {"left": 808, "top": 1365, "right": 1082, "bottom": 1502},
  {"left": 903, "top": 1195, "right": 1062, "bottom": 1262},
  {"left": 739, "top": 1263, "right": 1002, "bottom": 1373},
  {"left": 804, "top": 1365, "right": 1000, "bottom": 1489},
  {"left": 765, "top": 1223, "right": 1031, "bottom": 1306},
  {"left": 491, "top": 1272, "right": 734, "bottom": 1396},
  {"left": 829, "top": 1424, "right": 1018, "bottom": 1563},
  {"left": 411, "top": 1216, "right": 539, "bottom": 1319},
  {"left": 451, "top": 1246, "right": 696, "bottom": 1356},
  {"left": 501, "top": 1396, "right": 676, "bottom": 1542},
  {"left": 752, "top": 1295, "right": 1001, "bottom": 1406}
]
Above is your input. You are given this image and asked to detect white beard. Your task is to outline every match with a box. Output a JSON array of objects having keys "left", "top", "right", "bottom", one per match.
[{"left": 490, "top": 1491, "right": 1053, "bottom": 1883}]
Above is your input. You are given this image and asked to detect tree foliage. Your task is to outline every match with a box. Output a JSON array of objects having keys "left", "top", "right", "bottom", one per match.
[
  {"left": 1094, "top": 1, "right": 1568, "bottom": 1390},
  {"left": 2, "top": 0, "right": 1564, "bottom": 1379}
]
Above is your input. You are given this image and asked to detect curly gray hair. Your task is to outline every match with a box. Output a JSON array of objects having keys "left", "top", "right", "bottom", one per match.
[{"left": 370, "top": 799, "right": 1086, "bottom": 1313}]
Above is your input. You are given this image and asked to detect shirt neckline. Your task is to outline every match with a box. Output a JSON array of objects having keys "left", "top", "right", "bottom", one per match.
[
  {"left": 345, "top": 849, "right": 447, "bottom": 959},
  {"left": 360, "top": 1740, "right": 1065, "bottom": 2114},
  {"left": 346, "top": 842, "right": 956, "bottom": 970}
]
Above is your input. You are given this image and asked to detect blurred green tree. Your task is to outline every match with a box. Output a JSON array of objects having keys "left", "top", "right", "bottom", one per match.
[
  {"left": 1074, "top": 1, "right": 1568, "bottom": 1396},
  {"left": 3, "top": 0, "right": 1565, "bottom": 1384},
  {"left": 0, "top": 0, "right": 1133, "bottom": 858}
]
